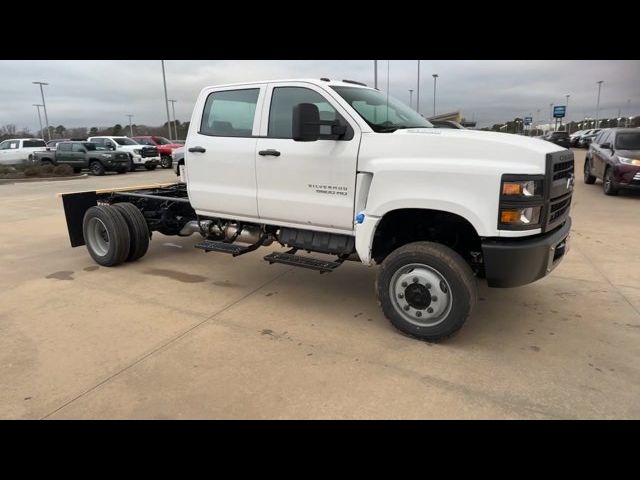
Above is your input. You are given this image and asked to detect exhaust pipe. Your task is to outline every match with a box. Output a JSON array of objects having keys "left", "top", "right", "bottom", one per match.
[{"left": 178, "top": 220, "right": 272, "bottom": 246}]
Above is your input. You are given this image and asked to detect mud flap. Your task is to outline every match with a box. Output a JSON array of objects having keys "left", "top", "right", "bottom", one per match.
[{"left": 61, "top": 191, "right": 97, "bottom": 247}]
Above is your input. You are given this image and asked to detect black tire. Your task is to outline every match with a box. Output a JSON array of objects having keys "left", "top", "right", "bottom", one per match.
[
  {"left": 111, "top": 202, "right": 150, "bottom": 262},
  {"left": 583, "top": 158, "right": 596, "bottom": 184},
  {"left": 82, "top": 205, "right": 131, "bottom": 267},
  {"left": 376, "top": 241, "right": 477, "bottom": 342},
  {"left": 129, "top": 157, "right": 136, "bottom": 172},
  {"left": 145, "top": 164, "right": 157, "bottom": 171},
  {"left": 160, "top": 155, "right": 172, "bottom": 169},
  {"left": 603, "top": 167, "right": 619, "bottom": 196},
  {"left": 89, "top": 161, "right": 105, "bottom": 176},
  {"left": 73, "top": 167, "right": 82, "bottom": 174},
  {"left": 40, "top": 159, "right": 52, "bottom": 166}
]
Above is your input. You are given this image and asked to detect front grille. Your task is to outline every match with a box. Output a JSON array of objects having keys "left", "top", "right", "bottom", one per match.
[
  {"left": 548, "top": 195, "right": 571, "bottom": 225},
  {"left": 142, "top": 147, "right": 158, "bottom": 157},
  {"left": 553, "top": 160, "right": 574, "bottom": 180},
  {"left": 633, "top": 172, "right": 640, "bottom": 182},
  {"left": 545, "top": 150, "right": 574, "bottom": 231}
]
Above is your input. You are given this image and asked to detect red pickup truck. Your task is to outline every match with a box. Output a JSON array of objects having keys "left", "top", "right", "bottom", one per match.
[{"left": 131, "top": 136, "right": 183, "bottom": 169}]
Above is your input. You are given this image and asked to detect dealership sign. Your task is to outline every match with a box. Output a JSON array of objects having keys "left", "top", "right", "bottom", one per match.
[{"left": 553, "top": 106, "right": 566, "bottom": 118}]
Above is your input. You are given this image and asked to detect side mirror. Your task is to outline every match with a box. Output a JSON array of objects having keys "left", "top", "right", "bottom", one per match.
[
  {"left": 107, "top": 144, "right": 115, "bottom": 150},
  {"left": 600, "top": 142, "right": 611, "bottom": 150},
  {"left": 292, "top": 103, "right": 320, "bottom": 142}
]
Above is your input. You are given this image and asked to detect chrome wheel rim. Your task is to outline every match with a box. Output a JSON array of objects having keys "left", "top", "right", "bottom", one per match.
[
  {"left": 86, "top": 217, "right": 109, "bottom": 256},
  {"left": 389, "top": 263, "right": 453, "bottom": 327}
]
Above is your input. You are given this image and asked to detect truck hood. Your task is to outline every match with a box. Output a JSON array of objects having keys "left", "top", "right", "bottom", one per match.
[{"left": 358, "top": 128, "right": 565, "bottom": 175}]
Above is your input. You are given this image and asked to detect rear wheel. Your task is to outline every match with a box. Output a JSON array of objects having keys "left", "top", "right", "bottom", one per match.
[
  {"left": 111, "top": 202, "right": 150, "bottom": 262},
  {"left": 82, "top": 205, "right": 130, "bottom": 266},
  {"left": 145, "top": 164, "right": 157, "bottom": 171},
  {"left": 89, "top": 161, "right": 105, "bottom": 176},
  {"left": 583, "top": 158, "right": 596, "bottom": 184},
  {"left": 160, "top": 155, "right": 172, "bottom": 169},
  {"left": 603, "top": 167, "right": 619, "bottom": 196},
  {"left": 376, "top": 241, "right": 477, "bottom": 342}
]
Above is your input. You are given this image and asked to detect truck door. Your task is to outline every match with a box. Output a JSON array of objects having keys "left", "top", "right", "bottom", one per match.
[
  {"left": 71, "top": 143, "right": 87, "bottom": 167},
  {"left": 185, "top": 85, "right": 266, "bottom": 219},
  {"left": 255, "top": 83, "right": 360, "bottom": 232}
]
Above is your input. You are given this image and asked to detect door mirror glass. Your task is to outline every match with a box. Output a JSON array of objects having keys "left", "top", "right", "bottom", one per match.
[
  {"left": 292, "top": 103, "right": 320, "bottom": 142},
  {"left": 600, "top": 142, "right": 611, "bottom": 150}
]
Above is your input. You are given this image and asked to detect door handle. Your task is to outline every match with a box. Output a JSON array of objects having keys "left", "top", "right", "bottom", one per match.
[
  {"left": 259, "top": 149, "right": 281, "bottom": 157},
  {"left": 188, "top": 146, "right": 206, "bottom": 153}
]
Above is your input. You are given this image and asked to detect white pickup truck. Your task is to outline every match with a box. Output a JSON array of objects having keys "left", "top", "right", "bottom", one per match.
[
  {"left": 0, "top": 138, "right": 47, "bottom": 165},
  {"left": 86, "top": 136, "right": 161, "bottom": 171},
  {"left": 61, "top": 78, "right": 573, "bottom": 341}
]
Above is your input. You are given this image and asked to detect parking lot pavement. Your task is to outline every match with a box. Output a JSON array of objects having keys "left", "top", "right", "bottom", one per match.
[{"left": 1, "top": 152, "right": 639, "bottom": 419}]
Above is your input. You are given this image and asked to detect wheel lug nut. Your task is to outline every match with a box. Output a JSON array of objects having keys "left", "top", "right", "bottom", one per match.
[
  {"left": 403, "top": 305, "right": 410, "bottom": 311},
  {"left": 432, "top": 296, "right": 437, "bottom": 302},
  {"left": 426, "top": 283, "right": 432, "bottom": 289},
  {"left": 427, "top": 307, "right": 434, "bottom": 313},
  {"left": 401, "top": 282, "right": 407, "bottom": 287},
  {"left": 413, "top": 277, "right": 419, "bottom": 283},
  {"left": 416, "top": 311, "right": 422, "bottom": 317},
  {"left": 398, "top": 293, "right": 404, "bottom": 299}
]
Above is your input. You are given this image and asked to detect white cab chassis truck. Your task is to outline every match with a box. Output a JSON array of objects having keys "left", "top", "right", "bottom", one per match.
[{"left": 61, "top": 79, "right": 574, "bottom": 341}]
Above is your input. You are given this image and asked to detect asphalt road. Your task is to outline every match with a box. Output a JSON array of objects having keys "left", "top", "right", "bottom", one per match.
[{"left": 1, "top": 151, "right": 639, "bottom": 419}]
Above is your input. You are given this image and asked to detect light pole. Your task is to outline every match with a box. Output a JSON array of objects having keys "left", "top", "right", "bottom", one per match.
[
  {"left": 625, "top": 99, "right": 631, "bottom": 127},
  {"left": 536, "top": 108, "right": 541, "bottom": 135},
  {"left": 33, "top": 82, "right": 51, "bottom": 141},
  {"left": 409, "top": 89, "right": 414, "bottom": 109},
  {"left": 549, "top": 103, "right": 553, "bottom": 132},
  {"left": 595, "top": 80, "right": 604, "bottom": 129},
  {"left": 416, "top": 60, "right": 421, "bottom": 115},
  {"left": 126, "top": 114, "right": 134, "bottom": 136},
  {"left": 32, "top": 104, "right": 44, "bottom": 139},
  {"left": 432, "top": 74, "right": 439, "bottom": 117},
  {"left": 374, "top": 60, "right": 378, "bottom": 89},
  {"left": 565, "top": 94, "right": 570, "bottom": 132},
  {"left": 169, "top": 99, "right": 178, "bottom": 140},
  {"left": 161, "top": 60, "right": 173, "bottom": 141}
]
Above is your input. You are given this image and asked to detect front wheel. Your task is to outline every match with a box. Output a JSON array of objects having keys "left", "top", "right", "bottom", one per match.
[
  {"left": 583, "top": 158, "right": 596, "bottom": 184},
  {"left": 160, "top": 155, "right": 172, "bottom": 169},
  {"left": 603, "top": 167, "right": 619, "bottom": 196},
  {"left": 376, "top": 242, "right": 477, "bottom": 342},
  {"left": 144, "top": 164, "right": 157, "bottom": 171},
  {"left": 128, "top": 157, "right": 136, "bottom": 172},
  {"left": 89, "top": 161, "right": 105, "bottom": 176}
]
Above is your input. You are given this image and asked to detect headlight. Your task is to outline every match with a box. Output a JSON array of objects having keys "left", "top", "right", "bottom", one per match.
[
  {"left": 133, "top": 149, "right": 142, "bottom": 155},
  {"left": 499, "top": 206, "right": 542, "bottom": 226},
  {"left": 501, "top": 179, "right": 542, "bottom": 197},
  {"left": 619, "top": 157, "right": 640, "bottom": 166}
]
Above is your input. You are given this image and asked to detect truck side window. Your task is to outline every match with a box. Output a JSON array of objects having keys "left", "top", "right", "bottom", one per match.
[
  {"left": 200, "top": 88, "right": 259, "bottom": 137},
  {"left": 268, "top": 87, "right": 339, "bottom": 139},
  {"left": 58, "top": 143, "right": 72, "bottom": 152},
  {"left": 72, "top": 143, "right": 85, "bottom": 152}
]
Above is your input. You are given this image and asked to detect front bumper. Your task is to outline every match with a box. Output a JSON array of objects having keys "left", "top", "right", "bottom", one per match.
[
  {"left": 613, "top": 164, "right": 640, "bottom": 189},
  {"left": 481, "top": 217, "right": 572, "bottom": 288},
  {"left": 132, "top": 155, "right": 160, "bottom": 165}
]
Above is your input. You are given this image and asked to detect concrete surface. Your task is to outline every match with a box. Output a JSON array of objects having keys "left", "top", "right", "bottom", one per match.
[{"left": 1, "top": 152, "right": 639, "bottom": 419}]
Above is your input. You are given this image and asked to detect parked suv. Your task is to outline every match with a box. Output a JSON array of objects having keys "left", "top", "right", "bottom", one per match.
[
  {"left": 86, "top": 136, "right": 160, "bottom": 171},
  {"left": 0, "top": 138, "right": 47, "bottom": 165},
  {"left": 543, "top": 131, "right": 571, "bottom": 149},
  {"left": 131, "top": 135, "right": 183, "bottom": 169},
  {"left": 584, "top": 128, "right": 640, "bottom": 195},
  {"left": 33, "top": 141, "right": 130, "bottom": 175}
]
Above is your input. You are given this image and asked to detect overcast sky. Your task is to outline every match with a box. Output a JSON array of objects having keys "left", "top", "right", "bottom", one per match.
[{"left": 1, "top": 60, "right": 638, "bottom": 131}]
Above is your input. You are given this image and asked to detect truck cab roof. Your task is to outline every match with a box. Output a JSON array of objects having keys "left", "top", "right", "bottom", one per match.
[{"left": 202, "top": 78, "right": 375, "bottom": 90}]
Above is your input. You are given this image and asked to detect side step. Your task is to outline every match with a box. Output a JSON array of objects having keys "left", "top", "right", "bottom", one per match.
[
  {"left": 263, "top": 251, "right": 342, "bottom": 273},
  {"left": 195, "top": 239, "right": 245, "bottom": 256}
]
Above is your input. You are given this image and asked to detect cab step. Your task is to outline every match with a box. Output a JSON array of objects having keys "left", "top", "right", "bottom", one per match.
[
  {"left": 263, "top": 251, "right": 342, "bottom": 273},
  {"left": 195, "top": 240, "right": 245, "bottom": 256}
]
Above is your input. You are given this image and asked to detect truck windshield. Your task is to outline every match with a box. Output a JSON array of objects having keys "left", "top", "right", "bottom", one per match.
[
  {"left": 114, "top": 138, "right": 139, "bottom": 146},
  {"left": 615, "top": 132, "right": 640, "bottom": 150},
  {"left": 331, "top": 86, "right": 433, "bottom": 132}
]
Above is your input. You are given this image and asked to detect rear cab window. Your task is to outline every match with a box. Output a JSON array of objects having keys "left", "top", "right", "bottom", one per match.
[{"left": 200, "top": 89, "right": 260, "bottom": 137}]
